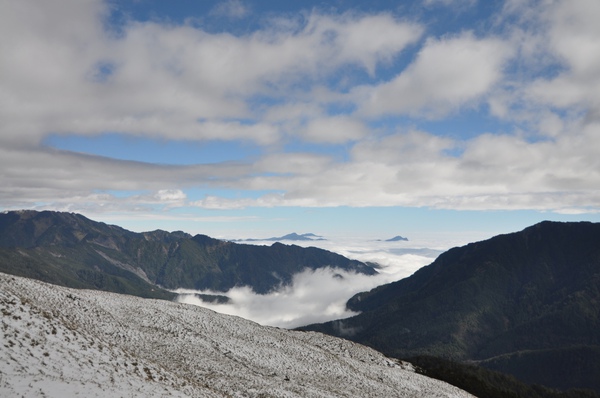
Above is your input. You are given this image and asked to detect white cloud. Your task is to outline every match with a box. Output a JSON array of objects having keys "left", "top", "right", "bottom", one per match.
[
  {"left": 491, "top": 0, "right": 600, "bottom": 130},
  {"left": 210, "top": 0, "right": 250, "bottom": 19},
  {"left": 351, "top": 130, "right": 456, "bottom": 164},
  {"left": 175, "top": 242, "right": 435, "bottom": 328},
  {"left": 525, "top": 0, "right": 600, "bottom": 113},
  {"left": 0, "top": 2, "right": 422, "bottom": 148},
  {"left": 186, "top": 119, "right": 600, "bottom": 212},
  {"left": 190, "top": 194, "right": 285, "bottom": 210},
  {"left": 547, "top": 0, "right": 600, "bottom": 77},
  {"left": 2, "top": 0, "right": 600, "bottom": 217},
  {"left": 358, "top": 32, "right": 513, "bottom": 117},
  {"left": 301, "top": 116, "right": 368, "bottom": 143},
  {"left": 154, "top": 189, "right": 187, "bottom": 204},
  {"left": 254, "top": 152, "right": 332, "bottom": 176},
  {"left": 308, "top": 13, "right": 424, "bottom": 76}
]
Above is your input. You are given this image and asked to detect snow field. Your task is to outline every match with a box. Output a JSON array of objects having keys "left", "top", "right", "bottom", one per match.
[{"left": 1, "top": 272, "right": 473, "bottom": 397}]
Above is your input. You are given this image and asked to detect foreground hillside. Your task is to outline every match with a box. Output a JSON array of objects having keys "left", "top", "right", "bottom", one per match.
[
  {"left": 302, "top": 221, "right": 600, "bottom": 392},
  {"left": 0, "top": 210, "right": 375, "bottom": 298},
  {"left": 0, "top": 272, "right": 472, "bottom": 397}
]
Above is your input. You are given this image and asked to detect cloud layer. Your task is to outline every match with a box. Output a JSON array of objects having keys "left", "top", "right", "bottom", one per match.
[
  {"left": 2, "top": 0, "right": 600, "bottom": 217},
  {"left": 176, "top": 239, "right": 436, "bottom": 328}
]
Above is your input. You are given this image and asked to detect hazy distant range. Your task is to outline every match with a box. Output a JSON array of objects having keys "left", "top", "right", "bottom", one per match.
[{"left": 233, "top": 232, "right": 409, "bottom": 243}]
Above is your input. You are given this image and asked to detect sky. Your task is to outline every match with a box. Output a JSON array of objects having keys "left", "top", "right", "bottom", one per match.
[{"left": 2, "top": 0, "right": 600, "bottom": 243}]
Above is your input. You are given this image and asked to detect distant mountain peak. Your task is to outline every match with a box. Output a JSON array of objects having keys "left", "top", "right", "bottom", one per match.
[
  {"left": 386, "top": 235, "right": 408, "bottom": 242},
  {"left": 277, "top": 232, "right": 326, "bottom": 241},
  {"left": 375, "top": 235, "right": 408, "bottom": 242},
  {"left": 234, "top": 232, "right": 326, "bottom": 242}
]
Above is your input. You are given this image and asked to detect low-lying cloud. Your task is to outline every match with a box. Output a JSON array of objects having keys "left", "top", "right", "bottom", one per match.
[{"left": 175, "top": 242, "right": 435, "bottom": 329}]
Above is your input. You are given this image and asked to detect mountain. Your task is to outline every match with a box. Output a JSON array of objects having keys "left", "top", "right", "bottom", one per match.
[
  {"left": 381, "top": 235, "right": 409, "bottom": 242},
  {"left": 235, "top": 232, "right": 326, "bottom": 242},
  {"left": 182, "top": 234, "right": 374, "bottom": 293},
  {"left": 0, "top": 210, "right": 376, "bottom": 297},
  {"left": 0, "top": 210, "right": 179, "bottom": 300},
  {"left": 302, "top": 221, "right": 600, "bottom": 393},
  {"left": 278, "top": 232, "right": 326, "bottom": 241},
  {"left": 0, "top": 272, "right": 473, "bottom": 397}
]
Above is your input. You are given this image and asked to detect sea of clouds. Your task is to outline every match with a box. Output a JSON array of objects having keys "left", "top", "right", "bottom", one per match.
[{"left": 175, "top": 235, "right": 472, "bottom": 329}]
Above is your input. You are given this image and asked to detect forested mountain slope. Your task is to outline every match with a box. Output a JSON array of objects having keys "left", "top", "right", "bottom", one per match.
[
  {"left": 302, "top": 221, "right": 600, "bottom": 392},
  {"left": 0, "top": 210, "right": 376, "bottom": 298}
]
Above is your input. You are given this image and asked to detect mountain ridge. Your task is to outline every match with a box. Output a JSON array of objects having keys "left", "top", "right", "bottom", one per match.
[
  {"left": 233, "top": 232, "right": 326, "bottom": 242},
  {"left": 0, "top": 210, "right": 376, "bottom": 297},
  {"left": 302, "top": 221, "right": 600, "bottom": 392}
]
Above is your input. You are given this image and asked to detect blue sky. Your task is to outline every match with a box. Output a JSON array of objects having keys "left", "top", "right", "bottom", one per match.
[{"left": 2, "top": 0, "right": 600, "bottom": 242}]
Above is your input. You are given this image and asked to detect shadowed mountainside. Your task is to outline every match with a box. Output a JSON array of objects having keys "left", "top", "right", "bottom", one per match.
[
  {"left": 0, "top": 210, "right": 376, "bottom": 298},
  {"left": 301, "top": 221, "right": 600, "bottom": 393}
]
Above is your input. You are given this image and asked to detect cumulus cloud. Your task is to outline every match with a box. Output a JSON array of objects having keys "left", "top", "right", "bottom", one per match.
[
  {"left": 524, "top": 0, "right": 600, "bottom": 113},
  {"left": 301, "top": 116, "right": 368, "bottom": 143},
  {"left": 2, "top": 0, "right": 600, "bottom": 216},
  {"left": 357, "top": 32, "right": 513, "bottom": 117},
  {"left": 309, "top": 13, "right": 424, "bottom": 76},
  {"left": 210, "top": 0, "right": 250, "bottom": 19},
  {"left": 0, "top": 1, "right": 421, "bottom": 146}
]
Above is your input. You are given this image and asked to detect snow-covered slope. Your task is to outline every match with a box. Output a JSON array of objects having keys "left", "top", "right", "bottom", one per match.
[{"left": 1, "top": 272, "right": 473, "bottom": 397}]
